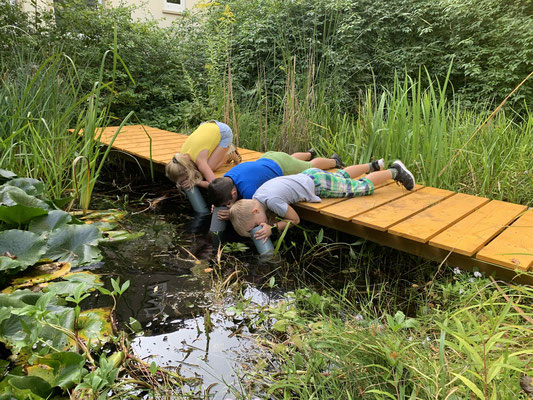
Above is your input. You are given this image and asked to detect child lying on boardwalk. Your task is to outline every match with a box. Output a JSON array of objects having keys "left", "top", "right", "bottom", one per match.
[
  {"left": 229, "top": 160, "right": 415, "bottom": 242},
  {"left": 207, "top": 150, "right": 352, "bottom": 220},
  {"left": 165, "top": 120, "right": 240, "bottom": 190}
]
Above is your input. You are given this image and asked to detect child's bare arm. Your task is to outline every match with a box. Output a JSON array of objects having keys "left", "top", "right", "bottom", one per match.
[
  {"left": 195, "top": 151, "right": 216, "bottom": 182},
  {"left": 254, "top": 205, "right": 300, "bottom": 242}
]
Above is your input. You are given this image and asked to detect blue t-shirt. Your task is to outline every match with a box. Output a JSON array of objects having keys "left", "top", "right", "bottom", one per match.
[{"left": 224, "top": 158, "right": 283, "bottom": 199}]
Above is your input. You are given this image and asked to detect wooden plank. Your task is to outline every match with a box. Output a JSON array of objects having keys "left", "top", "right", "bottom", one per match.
[
  {"left": 429, "top": 200, "right": 528, "bottom": 256},
  {"left": 321, "top": 183, "right": 423, "bottom": 221},
  {"left": 388, "top": 193, "right": 489, "bottom": 243},
  {"left": 476, "top": 210, "right": 533, "bottom": 271},
  {"left": 353, "top": 187, "right": 455, "bottom": 231}
]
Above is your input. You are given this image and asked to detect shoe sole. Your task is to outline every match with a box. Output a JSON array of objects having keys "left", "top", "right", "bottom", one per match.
[{"left": 392, "top": 160, "right": 415, "bottom": 190}]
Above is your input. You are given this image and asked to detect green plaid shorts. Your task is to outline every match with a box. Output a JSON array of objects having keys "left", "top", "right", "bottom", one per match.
[{"left": 301, "top": 168, "right": 374, "bottom": 198}]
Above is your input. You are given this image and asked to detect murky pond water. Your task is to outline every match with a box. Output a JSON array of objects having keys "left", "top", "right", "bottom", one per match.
[{"left": 88, "top": 186, "right": 280, "bottom": 398}]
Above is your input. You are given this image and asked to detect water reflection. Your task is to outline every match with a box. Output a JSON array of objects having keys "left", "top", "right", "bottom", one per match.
[{"left": 94, "top": 207, "right": 279, "bottom": 399}]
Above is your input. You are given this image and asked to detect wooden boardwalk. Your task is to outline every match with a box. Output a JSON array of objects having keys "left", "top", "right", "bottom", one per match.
[{"left": 96, "top": 125, "right": 533, "bottom": 283}]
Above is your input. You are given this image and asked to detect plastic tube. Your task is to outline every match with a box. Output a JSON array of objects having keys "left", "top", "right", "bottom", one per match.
[
  {"left": 249, "top": 225, "right": 274, "bottom": 255},
  {"left": 184, "top": 187, "right": 210, "bottom": 214},
  {"left": 209, "top": 206, "right": 228, "bottom": 233}
]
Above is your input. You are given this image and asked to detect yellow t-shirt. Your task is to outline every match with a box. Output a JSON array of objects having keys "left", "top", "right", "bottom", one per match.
[{"left": 180, "top": 122, "right": 221, "bottom": 163}]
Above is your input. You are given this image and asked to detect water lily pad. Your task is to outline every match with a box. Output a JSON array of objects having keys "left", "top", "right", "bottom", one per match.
[
  {"left": 0, "top": 185, "right": 49, "bottom": 210},
  {"left": 0, "top": 374, "right": 52, "bottom": 399},
  {"left": 0, "top": 169, "right": 17, "bottom": 180},
  {"left": 44, "top": 225, "right": 102, "bottom": 266},
  {"left": 5, "top": 263, "right": 72, "bottom": 292},
  {"left": 0, "top": 205, "right": 49, "bottom": 226},
  {"left": 100, "top": 230, "right": 145, "bottom": 243},
  {"left": 6, "top": 178, "right": 45, "bottom": 197},
  {"left": 26, "top": 351, "right": 86, "bottom": 389},
  {"left": 44, "top": 272, "right": 103, "bottom": 296},
  {"left": 28, "top": 211, "right": 72, "bottom": 233},
  {"left": 79, "top": 209, "right": 127, "bottom": 223},
  {"left": 76, "top": 307, "right": 112, "bottom": 344},
  {"left": 0, "top": 230, "right": 47, "bottom": 272}
]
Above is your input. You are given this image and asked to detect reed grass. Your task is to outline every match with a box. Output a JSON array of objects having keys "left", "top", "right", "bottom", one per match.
[
  {"left": 229, "top": 64, "right": 532, "bottom": 205},
  {"left": 1, "top": 28, "right": 134, "bottom": 211}
]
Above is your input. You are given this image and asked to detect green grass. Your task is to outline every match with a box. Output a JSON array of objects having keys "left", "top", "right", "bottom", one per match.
[{"left": 228, "top": 269, "right": 533, "bottom": 399}]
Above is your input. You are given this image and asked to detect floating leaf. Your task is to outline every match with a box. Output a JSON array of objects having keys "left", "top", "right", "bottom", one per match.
[
  {"left": 77, "top": 209, "right": 127, "bottom": 223},
  {"left": 0, "top": 205, "right": 48, "bottom": 225},
  {"left": 5, "top": 263, "right": 72, "bottom": 293},
  {"left": 0, "top": 374, "right": 52, "bottom": 399},
  {"left": 44, "top": 225, "right": 102, "bottom": 266},
  {"left": 0, "top": 230, "right": 47, "bottom": 272},
  {"left": 5, "top": 178, "right": 45, "bottom": 197},
  {"left": 28, "top": 211, "right": 72, "bottom": 233},
  {"left": 100, "top": 230, "right": 145, "bottom": 243},
  {"left": 0, "top": 185, "right": 49, "bottom": 210},
  {"left": 26, "top": 351, "right": 86, "bottom": 389},
  {"left": 44, "top": 272, "right": 103, "bottom": 296},
  {"left": 0, "top": 169, "right": 17, "bottom": 180},
  {"left": 76, "top": 307, "right": 112, "bottom": 345}
]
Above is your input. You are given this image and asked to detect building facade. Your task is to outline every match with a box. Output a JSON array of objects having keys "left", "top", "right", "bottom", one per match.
[{"left": 17, "top": 0, "right": 201, "bottom": 27}]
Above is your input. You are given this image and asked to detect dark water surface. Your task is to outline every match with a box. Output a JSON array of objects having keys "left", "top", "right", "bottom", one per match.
[{"left": 90, "top": 185, "right": 278, "bottom": 398}]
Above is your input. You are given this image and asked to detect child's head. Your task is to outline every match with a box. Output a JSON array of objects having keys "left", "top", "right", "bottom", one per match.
[
  {"left": 165, "top": 153, "right": 203, "bottom": 189},
  {"left": 229, "top": 199, "right": 268, "bottom": 237},
  {"left": 207, "top": 177, "right": 238, "bottom": 207}
]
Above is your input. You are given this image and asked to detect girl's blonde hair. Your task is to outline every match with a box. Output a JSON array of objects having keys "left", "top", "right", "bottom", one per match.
[{"left": 165, "top": 153, "right": 203, "bottom": 189}]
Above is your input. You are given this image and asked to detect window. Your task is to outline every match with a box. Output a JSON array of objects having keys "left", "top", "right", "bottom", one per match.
[{"left": 164, "top": 0, "right": 185, "bottom": 13}]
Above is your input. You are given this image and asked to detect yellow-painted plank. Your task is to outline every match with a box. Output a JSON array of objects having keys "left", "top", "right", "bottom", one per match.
[
  {"left": 321, "top": 183, "right": 423, "bottom": 221},
  {"left": 429, "top": 200, "right": 528, "bottom": 256},
  {"left": 476, "top": 210, "right": 533, "bottom": 271},
  {"left": 388, "top": 193, "right": 489, "bottom": 243},
  {"left": 353, "top": 187, "right": 455, "bottom": 231}
]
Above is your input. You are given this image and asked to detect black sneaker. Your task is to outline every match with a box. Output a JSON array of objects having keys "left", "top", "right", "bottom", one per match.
[
  {"left": 307, "top": 148, "right": 317, "bottom": 160},
  {"left": 330, "top": 153, "right": 345, "bottom": 168},
  {"left": 390, "top": 160, "right": 415, "bottom": 190}
]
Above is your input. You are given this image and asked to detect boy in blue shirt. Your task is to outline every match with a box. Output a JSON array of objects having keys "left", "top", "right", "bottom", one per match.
[
  {"left": 208, "top": 151, "right": 385, "bottom": 220},
  {"left": 228, "top": 160, "right": 414, "bottom": 242}
]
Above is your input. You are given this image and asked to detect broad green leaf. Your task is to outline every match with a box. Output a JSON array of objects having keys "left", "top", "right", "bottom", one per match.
[
  {"left": 2, "top": 374, "right": 52, "bottom": 398},
  {"left": 28, "top": 211, "right": 72, "bottom": 233},
  {"left": 0, "top": 230, "right": 47, "bottom": 270},
  {"left": 0, "top": 257, "right": 23, "bottom": 274},
  {"left": 6, "top": 179, "right": 45, "bottom": 197},
  {"left": 45, "top": 272, "right": 103, "bottom": 296},
  {"left": 0, "top": 186, "right": 49, "bottom": 210},
  {"left": 27, "top": 351, "right": 86, "bottom": 389},
  {"left": 272, "top": 319, "right": 290, "bottom": 332},
  {"left": 44, "top": 225, "right": 102, "bottom": 266},
  {"left": 76, "top": 308, "right": 112, "bottom": 345},
  {"left": 0, "top": 169, "right": 17, "bottom": 180},
  {"left": 0, "top": 205, "right": 48, "bottom": 225}
]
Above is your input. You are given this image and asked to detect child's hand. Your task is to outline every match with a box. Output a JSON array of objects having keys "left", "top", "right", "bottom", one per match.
[
  {"left": 217, "top": 209, "right": 230, "bottom": 220},
  {"left": 254, "top": 222, "right": 272, "bottom": 243}
]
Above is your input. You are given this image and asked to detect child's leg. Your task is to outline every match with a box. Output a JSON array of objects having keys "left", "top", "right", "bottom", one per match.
[
  {"left": 310, "top": 157, "right": 336, "bottom": 169},
  {"left": 291, "top": 151, "right": 312, "bottom": 161},
  {"left": 343, "top": 164, "right": 371, "bottom": 178},
  {"left": 208, "top": 146, "right": 232, "bottom": 171},
  {"left": 291, "top": 151, "right": 337, "bottom": 169},
  {"left": 364, "top": 170, "right": 393, "bottom": 187}
]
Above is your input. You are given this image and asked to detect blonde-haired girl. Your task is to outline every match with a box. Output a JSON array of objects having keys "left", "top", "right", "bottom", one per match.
[{"left": 165, "top": 120, "right": 239, "bottom": 189}]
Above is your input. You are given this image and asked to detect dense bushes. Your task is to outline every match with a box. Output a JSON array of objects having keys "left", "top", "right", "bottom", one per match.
[{"left": 1, "top": 0, "right": 531, "bottom": 127}]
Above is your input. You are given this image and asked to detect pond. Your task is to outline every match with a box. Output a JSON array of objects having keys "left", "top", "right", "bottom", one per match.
[{"left": 88, "top": 182, "right": 284, "bottom": 399}]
